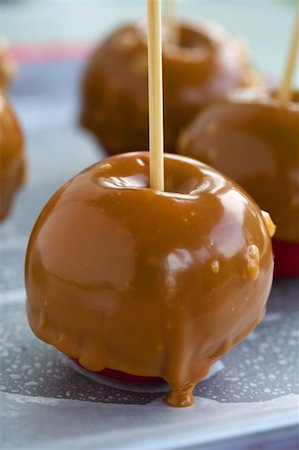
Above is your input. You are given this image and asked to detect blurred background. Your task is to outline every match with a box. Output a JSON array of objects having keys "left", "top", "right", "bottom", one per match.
[{"left": 1, "top": 0, "right": 297, "bottom": 74}]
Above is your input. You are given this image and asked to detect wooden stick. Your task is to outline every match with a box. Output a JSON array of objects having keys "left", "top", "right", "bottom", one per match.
[
  {"left": 165, "top": 0, "right": 180, "bottom": 45},
  {"left": 148, "top": 0, "right": 164, "bottom": 191},
  {"left": 278, "top": 5, "right": 299, "bottom": 105}
]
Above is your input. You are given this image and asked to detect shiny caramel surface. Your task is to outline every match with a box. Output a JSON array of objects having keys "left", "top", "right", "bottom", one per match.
[
  {"left": 80, "top": 21, "right": 261, "bottom": 154},
  {"left": 26, "top": 152, "right": 273, "bottom": 407},
  {"left": 179, "top": 88, "right": 299, "bottom": 242},
  {"left": 0, "top": 95, "right": 25, "bottom": 221}
]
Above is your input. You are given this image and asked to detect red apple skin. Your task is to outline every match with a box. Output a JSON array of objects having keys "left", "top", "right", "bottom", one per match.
[
  {"left": 179, "top": 88, "right": 299, "bottom": 277},
  {"left": 25, "top": 152, "right": 274, "bottom": 407},
  {"left": 272, "top": 240, "right": 299, "bottom": 278},
  {"left": 73, "top": 360, "right": 163, "bottom": 384}
]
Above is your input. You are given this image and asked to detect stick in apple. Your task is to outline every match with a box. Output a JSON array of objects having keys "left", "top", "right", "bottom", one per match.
[
  {"left": 148, "top": 0, "right": 165, "bottom": 191},
  {"left": 165, "top": 0, "right": 180, "bottom": 45},
  {"left": 278, "top": 5, "right": 299, "bottom": 105}
]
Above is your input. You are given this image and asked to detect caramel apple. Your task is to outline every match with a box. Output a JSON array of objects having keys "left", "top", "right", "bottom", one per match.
[
  {"left": 26, "top": 1, "right": 274, "bottom": 407},
  {"left": 178, "top": 87, "right": 299, "bottom": 277},
  {"left": 25, "top": 151, "right": 274, "bottom": 407},
  {"left": 0, "top": 95, "right": 26, "bottom": 221},
  {"left": 80, "top": 20, "right": 262, "bottom": 155}
]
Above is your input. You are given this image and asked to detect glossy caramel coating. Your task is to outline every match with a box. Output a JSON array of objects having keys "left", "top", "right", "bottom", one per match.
[
  {"left": 80, "top": 21, "right": 261, "bottom": 154},
  {"left": 25, "top": 152, "right": 274, "bottom": 407},
  {"left": 179, "top": 88, "right": 299, "bottom": 242},
  {"left": 0, "top": 95, "right": 26, "bottom": 221}
]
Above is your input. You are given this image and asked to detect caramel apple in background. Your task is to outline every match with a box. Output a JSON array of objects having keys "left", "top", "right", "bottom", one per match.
[
  {"left": 0, "top": 38, "right": 17, "bottom": 93},
  {"left": 80, "top": 17, "right": 262, "bottom": 155},
  {"left": 178, "top": 9, "right": 299, "bottom": 277},
  {"left": 0, "top": 95, "right": 26, "bottom": 221},
  {"left": 26, "top": 0, "right": 274, "bottom": 407},
  {"left": 179, "top": 88, "right": 299, "bottom": 277}
]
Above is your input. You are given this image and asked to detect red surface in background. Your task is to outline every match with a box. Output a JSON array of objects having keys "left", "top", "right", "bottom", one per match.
[{"left": 9, "top": 43, "right": 91, "bottom": 63}]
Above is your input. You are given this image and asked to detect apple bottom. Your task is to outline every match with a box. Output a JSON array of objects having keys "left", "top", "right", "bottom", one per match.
[
  {"left": 73, "top": 359, "right": 163, "bottom": 384},
  {"left": 273, "top": 239, "right": 299, "bottom": 278}
]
